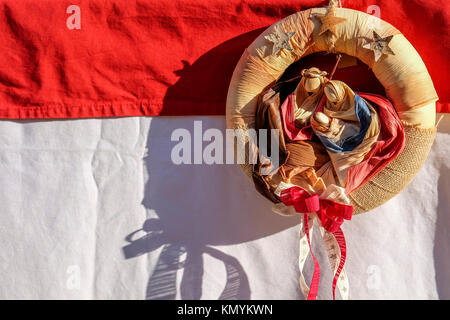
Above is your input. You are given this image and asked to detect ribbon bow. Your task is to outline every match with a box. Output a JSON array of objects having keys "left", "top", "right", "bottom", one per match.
[{"left": 280, "top": 186, "right": 353, "bottom": 300}]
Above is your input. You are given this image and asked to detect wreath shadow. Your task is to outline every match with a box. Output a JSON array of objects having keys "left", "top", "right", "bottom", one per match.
[{"left": 122, "top": 28, "right": 301, "bottom": 300}]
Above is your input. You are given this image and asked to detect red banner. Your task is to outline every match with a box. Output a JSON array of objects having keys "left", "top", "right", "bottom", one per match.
[{"left": 0, "top": 0, "right": 448, "bottom": 119}]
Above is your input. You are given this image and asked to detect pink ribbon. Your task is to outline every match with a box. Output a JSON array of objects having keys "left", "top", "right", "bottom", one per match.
[{"left": 280, "top": 186, "right": 353, "bottom": 300}]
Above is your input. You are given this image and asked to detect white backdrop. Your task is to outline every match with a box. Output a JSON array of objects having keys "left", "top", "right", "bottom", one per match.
[{"left": 0, "top": 114, "right": 448, "bottom": 300}]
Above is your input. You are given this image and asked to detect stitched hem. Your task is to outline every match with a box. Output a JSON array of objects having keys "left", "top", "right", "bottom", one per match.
[{"left": 0, "top": 100, "right": 226, "bottom": 119}]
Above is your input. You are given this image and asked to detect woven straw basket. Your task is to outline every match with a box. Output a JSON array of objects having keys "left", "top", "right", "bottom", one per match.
[{"left": 226, "top": 7, "right": 438, "bottom": 214}]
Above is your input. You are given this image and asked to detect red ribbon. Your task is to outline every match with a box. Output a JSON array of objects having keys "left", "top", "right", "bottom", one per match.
[{"left": 280, "top": 186, "right": 353, "bottom": 300}]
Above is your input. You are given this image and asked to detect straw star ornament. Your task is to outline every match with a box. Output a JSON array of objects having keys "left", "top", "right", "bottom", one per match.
[
  {"left": 363, "top": 31, "right": 395, "bottom": 62},
  {"left": 315, "top": 6, "right": 347, "bottom": 37},
  {"left": 265, "top": 28, "right": 296, "bottom": 56}
]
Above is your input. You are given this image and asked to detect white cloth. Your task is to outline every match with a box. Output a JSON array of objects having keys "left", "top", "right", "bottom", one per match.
[{"left": 0, "top": 115, "right": 448, "bottom": 299}]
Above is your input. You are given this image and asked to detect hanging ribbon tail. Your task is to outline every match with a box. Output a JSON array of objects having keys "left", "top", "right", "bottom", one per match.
[
  {"left": 281, "top": 186, "right": 352, "bottom": 300},
  {"left": 298, "top": 215, "right": 314, "bottom": 299},
  {"left": 331, "top": 228, "right": 347, "bottom": 300},
  {"left": 303, "top": 213, "right": 320, "bottom": 300},
  {"left": 320, "top": 227, "right": 349, "bottom": 300}
]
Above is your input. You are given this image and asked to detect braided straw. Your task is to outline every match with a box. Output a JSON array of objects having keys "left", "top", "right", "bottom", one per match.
[{"left": 349, "top": 126, "right": 436, "bottom": 214}]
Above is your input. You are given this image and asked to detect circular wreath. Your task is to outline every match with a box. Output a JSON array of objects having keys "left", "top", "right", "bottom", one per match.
[{"left": 226, "top": 5, "right": 438, "bottom": 215}]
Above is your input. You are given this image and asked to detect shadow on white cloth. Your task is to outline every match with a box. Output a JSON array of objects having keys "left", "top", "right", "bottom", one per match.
[{"left": 122, "top": 118, "right": 300, "bottom": 299}]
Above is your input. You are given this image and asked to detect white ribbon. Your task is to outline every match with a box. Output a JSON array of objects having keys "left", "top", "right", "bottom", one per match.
[
  {"left": 273, "top": 182, "right": 351, "bottom": 300},
  {"left": 297, "top": 217, "right": 349, "bottom": 300}
]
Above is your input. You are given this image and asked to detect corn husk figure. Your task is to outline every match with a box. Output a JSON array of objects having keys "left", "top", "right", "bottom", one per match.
[
  {"left": 293, "top": 67, "right": 328, "bottom": 128},
  {"left": 311, "top": 80, "right": 380, "bottom": 187}
]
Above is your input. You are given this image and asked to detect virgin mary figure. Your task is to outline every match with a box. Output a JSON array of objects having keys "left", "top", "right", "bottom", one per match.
[{"left": 280, "top": 67, "right": 328, "bottom": 141}]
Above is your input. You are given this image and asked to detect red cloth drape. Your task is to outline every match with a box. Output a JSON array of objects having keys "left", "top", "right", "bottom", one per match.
[{"left": 0, "top": 0, "right": 448, "bottom": 119}]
